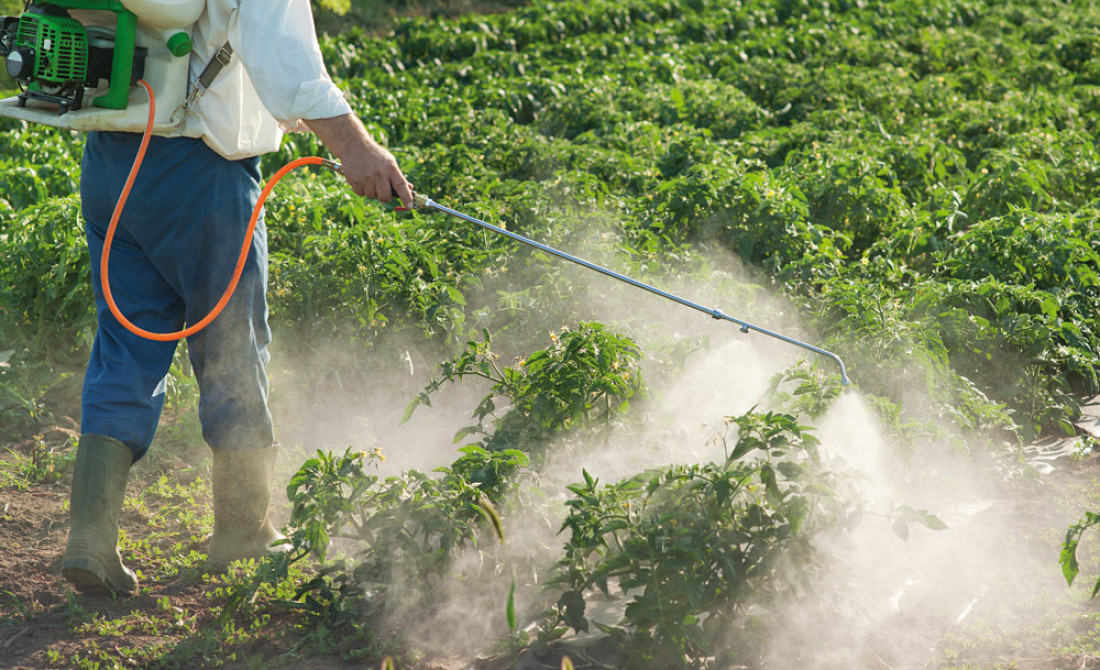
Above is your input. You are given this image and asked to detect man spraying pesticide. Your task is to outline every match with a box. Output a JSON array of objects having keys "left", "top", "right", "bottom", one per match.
[
  {"left": 2, "top": 0, "right": 850, "bottom": 599},
  {"left": 0, "top": 0, "right": 413, "bottom": 596}
]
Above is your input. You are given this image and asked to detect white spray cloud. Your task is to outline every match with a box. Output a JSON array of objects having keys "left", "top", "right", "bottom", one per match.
[
  {"left": 757, "top": 391, "right": 1085, "bottom": 669},
  {"left": 264, "top": 201, "right": 1093, "bottom": 668}
]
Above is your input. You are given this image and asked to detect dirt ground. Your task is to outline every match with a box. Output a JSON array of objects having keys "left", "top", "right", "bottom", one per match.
[
  {"left": 0, "top": 420, "right": 461, "bottom": 670},
  {"left": 0, "top": 489, "right": 228, "bottom": 669}
]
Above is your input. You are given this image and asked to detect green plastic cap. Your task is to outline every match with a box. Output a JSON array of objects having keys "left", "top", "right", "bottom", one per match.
[{"left": 167, "top": 32, "right": 193, "bottom": 58}]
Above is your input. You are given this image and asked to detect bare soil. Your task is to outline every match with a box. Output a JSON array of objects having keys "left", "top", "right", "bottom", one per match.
[{"left": 0, "top": 423, "right": 461, "bottom": 670}]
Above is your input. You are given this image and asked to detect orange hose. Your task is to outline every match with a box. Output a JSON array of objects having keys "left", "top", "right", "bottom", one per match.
[{"left": 101, "top": 80, "right": 326, "bottom": 341}]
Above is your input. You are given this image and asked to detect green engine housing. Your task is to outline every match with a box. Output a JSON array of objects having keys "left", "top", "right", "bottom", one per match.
[
  {"left": 15, "top": 10, "right": 89, "bottom": 91},
  {"left": 2, "top": 0, "right": 141, "bottom": 113}
]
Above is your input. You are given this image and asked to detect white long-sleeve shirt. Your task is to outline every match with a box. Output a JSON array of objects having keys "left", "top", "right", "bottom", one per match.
[{"left": 183, "top": 0, "right": 353, "bottom": 159}]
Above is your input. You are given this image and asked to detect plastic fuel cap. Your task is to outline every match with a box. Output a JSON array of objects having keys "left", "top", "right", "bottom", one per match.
[{"left": 167, "top": 31, "right": 192, "bottom": 57}]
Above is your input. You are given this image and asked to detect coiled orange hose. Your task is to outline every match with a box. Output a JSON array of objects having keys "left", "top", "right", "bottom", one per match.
[{"left": 100, "top": 80, "right": 327, "bottom": 341}]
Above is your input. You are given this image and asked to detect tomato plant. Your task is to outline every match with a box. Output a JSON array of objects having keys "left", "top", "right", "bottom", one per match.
[{"left": 5, "top": 0, "right": 1100, "bottom": 663}]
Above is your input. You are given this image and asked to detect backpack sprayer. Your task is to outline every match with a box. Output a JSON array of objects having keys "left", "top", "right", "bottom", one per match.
[
  {"left": 0, "top": 0, "right": 201, "bottom": 131},
  {"left": 0, "top": 2, "right": 851, "bottom": 386}
]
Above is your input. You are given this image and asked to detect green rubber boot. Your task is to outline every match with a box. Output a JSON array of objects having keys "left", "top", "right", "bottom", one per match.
[
  {"left": 62, "top": 434, "right": 138, "bottom": 596},
  {"left": 206, "top": 446, "right": 287, "bottom": 570}
]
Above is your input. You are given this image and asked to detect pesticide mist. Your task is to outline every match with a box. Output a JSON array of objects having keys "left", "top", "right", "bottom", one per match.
[
  {"left": 260, "top": 226, "right": 1092, "bottom": 669},
  {"left": 8, "top": 0, "right": 1100, "bottom": 668}
]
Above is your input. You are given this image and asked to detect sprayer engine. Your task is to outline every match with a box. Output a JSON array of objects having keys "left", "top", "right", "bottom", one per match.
[
  {"left": 1, "top": 2, "right": 147, "bottom": 113},
  {"left": 0, "top": 0, "right": 202, "bottom": 132}
]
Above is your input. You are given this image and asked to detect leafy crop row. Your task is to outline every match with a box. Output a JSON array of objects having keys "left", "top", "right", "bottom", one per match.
[
  {"left": 303, "top": 0, "right": 1100, "bottom": 438},
  {"left": 226, "top": 328, "right": 907, "bottom": 667},
  {"left": 4, "top": 0, "right": 1100, "bottom": 664}
]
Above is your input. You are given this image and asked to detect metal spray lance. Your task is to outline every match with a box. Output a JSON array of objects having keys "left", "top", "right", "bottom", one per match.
[{"left": 320, "top": 160, "right": 851, "bottom": 387}]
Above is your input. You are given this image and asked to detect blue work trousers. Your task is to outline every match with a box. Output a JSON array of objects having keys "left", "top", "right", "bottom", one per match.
[{"left": 80, "top": 131, "right": 273, "bottom": 461}]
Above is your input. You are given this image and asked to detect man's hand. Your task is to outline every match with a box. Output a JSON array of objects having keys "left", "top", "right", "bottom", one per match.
[{"left": 304, "top": 114, "right": 414, "bottom": 208}]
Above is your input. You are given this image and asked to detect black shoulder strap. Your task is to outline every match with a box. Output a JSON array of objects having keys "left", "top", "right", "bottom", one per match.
[
  {"left": 197, "top": 41, "right": 234, "bottom": 91},
  {"left": 173, "top": 41, "right": 233, "bottom": 121}
]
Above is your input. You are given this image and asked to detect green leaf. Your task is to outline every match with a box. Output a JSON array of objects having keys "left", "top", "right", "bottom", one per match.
[
  {"left": 1062, "top": 536, "right": 1082, "bottom": 586},
  {"left": 1060, "top": 512, "right": 1100, "bottom": 587},
  {"left": 452, "top": 425, "right": 480, "bottom": 444},
  {"left": 506, "top": 577, "right": 517, "bottom": 631},
  {"left": 312, "top": 0, "right": 350, "bottom": 13},
  {"left": 760, "top": 464, "right": 782, "bottom": 502},
  {"left": 446, "top": 285, "right": 466, "bottom": 306},
  {"left": 916, "top": 512, "right": 949, "bottom": 531},
  {"left": 891, "top": 517, "right": 909, "bottom": 541}
]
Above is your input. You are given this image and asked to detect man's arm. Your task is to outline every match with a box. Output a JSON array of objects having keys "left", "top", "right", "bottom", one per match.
[
  {"left": 304, "top": 114, "right": 414, "bottom": 208},
  {"left": 228, "top": 1, "right": 410, "bottom": 204}
]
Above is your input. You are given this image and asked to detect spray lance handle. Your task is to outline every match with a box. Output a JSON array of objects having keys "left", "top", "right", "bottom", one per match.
[{"left": 318, "top": 159, "right": 426, "bottom": 211}]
